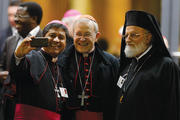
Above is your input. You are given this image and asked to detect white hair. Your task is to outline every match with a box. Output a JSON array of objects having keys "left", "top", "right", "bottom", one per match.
[{"left": 72, "top": 17, "right": 99, "bottom": 33}]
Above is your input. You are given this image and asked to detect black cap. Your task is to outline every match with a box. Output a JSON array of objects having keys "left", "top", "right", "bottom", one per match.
[
  {"left": 119, "top": 10, "right": 171, "bottom": 73},
  {"left": 126, "top": 10, "right": 154, "bottom": 33}
]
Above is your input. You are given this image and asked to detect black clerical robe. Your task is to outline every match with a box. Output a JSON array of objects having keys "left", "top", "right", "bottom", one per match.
[
  {"left": 115, "top": 49, "right": 180, "bottom": 120},
  {"left": 60, "top": 44, "right": 119, "bottom": 120},
  {"left": 10, "top": 50, "right": 64, "bottom": 119}
]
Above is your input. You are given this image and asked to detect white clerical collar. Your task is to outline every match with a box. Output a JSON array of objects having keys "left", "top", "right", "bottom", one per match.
[
  {"left": 11, "top": 27, "right": 18, "bottom": 36},
  {"left": 83, "top": 53, "right": 89, "bottom": 57},
  {"left": 82, "top": 46, "right": 95, "bottom": 57},
  {"left": 136, "top": 45, "right": 152, "bottom": 61},
  {"left": 29, "top": 26, "right": 40, "bottom": 36}
]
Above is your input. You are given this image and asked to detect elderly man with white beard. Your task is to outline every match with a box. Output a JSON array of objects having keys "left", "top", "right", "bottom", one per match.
[{"left": 115, "top": 10, "right": 180, "bottom": 120}]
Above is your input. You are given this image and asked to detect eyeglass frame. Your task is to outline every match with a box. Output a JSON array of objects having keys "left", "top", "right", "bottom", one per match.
[
  {"left": 122, "top": 32, "right": 150, "bottom": 40},
  {"left": 73, "top": 32, "right": 96, "bottom": 39},
  {"left": 14, "top": 14, "right": 31, "bottom": 19}
]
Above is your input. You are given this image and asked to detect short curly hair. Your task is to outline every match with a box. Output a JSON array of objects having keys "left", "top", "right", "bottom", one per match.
[{"left": 19, "top": 2, "right": 43, "bottom": 25}]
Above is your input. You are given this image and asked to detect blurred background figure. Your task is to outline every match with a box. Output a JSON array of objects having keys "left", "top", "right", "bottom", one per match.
[
  {"left": 61, "top": 9, "right": 82, "bottom": 50},
  {"left": 0, "top": 1, "right": 20, "bottom": 57},
  {"left": 0, "top": 1, "right": 43, "bottom": 73},
  {"left": 0, "top": 1, "right": 20, "bottom": 119},
  {"left": 0, "top": 2, "right": 43, "bottom": 120},
  {"left": 61, "top": 9, "right": 81, "bottom": 37}
]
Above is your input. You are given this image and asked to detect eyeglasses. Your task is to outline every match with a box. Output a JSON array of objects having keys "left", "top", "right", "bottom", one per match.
[
  {"left": 14, "top": 14, "right": 31, "bottom": 19},
  {"left": 74, "top": 32, "right": 95, "bottom": 38},
  {"left": 122, "top": 32, "right": 149, "bottom": 40}
]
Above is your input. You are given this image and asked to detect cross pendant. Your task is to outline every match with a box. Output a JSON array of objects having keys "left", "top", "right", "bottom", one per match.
[
  {"left": 120, "top": 95, "right": 124, "bottom": 104},
  {"left": 78, "top": 91, "right": 88, "bottom": 106},
  {"left": 54, "top": 86, "right": 60, "bottom": 98}
]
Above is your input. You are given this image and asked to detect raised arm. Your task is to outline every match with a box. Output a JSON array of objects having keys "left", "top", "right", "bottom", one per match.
[{"left": 15, "top": 36, "right": 36, "bottom": 58}]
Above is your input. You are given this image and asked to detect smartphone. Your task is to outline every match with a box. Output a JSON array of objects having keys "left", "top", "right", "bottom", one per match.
[{"left": 30, "top": 37, "right": 48, "bottom": 47}]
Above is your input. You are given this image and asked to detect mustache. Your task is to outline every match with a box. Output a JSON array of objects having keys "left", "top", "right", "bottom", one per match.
[{"left": 126, "top": 42, "right": 136, "bottom": 45}]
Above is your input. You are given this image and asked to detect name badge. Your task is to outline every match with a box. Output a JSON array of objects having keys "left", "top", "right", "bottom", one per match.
[
  {"left": 59, "top": 87, "right": 68, "bottom": 98},
  {"left": 117, "top": 75, "right": 126, "bottom": 88}
]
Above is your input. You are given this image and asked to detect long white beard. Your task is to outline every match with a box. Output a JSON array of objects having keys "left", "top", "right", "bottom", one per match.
[{"left": 125, "top": 40, "right": 148, "bottom": 58}]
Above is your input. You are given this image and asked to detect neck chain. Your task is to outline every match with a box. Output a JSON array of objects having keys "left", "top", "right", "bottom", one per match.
[
  {"left": 75, "top": 50, "right": 95, "bottom": 93},
  {"left": 39, "top": 51, "right": 63, "bottom": 112},
  {"left": 39, "top": 51, "right": 63, "bottom": 88},
  {"left": 120, "top": 54, "right": 151, "bottom": 104},
  {"left": 124, "top": 54, "right": 152, "bottom": 92}
]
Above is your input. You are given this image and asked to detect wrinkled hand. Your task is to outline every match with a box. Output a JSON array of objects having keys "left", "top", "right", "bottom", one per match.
[{"left": 15, "top": 36, "right": 36, "bottom": 58}]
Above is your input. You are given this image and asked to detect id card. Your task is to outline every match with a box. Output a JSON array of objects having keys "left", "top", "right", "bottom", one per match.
[
  {"left": 59, "top": 87, "right": 68, "bottom": 98},
  {"left": 117, "top": 76, "right": 126, "bottom": 88}
]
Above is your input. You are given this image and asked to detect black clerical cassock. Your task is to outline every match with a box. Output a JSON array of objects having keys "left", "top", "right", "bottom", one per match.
[
  {"left": 10, "top": 50, "right": 66, "bottom": 120},
  {"left": 115, "top": 10, "right": 180, "bottom": 120},
  {"left": 60, "top": 44, "right": 119, "bottom": 120}
]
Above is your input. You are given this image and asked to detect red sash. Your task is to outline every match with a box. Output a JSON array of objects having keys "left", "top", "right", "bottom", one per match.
[
  {"left": 76, "top": 110, "right": 103, "bottom": 120},
  {"left": 14, "top": 104, "right": 61, "bottom": 120}
]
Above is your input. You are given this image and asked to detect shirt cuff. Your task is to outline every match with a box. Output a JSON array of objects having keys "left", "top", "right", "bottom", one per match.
[{"left": 14, "top": 53, "right": 24, "bottom": 66}]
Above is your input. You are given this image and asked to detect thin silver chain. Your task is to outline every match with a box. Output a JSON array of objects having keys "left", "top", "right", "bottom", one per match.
[
  {"left": 124, "top": 54, "right": 152, "bottom": 92},
  {"left": 75, "top": 50, "right": 95, "bottom": 93}
]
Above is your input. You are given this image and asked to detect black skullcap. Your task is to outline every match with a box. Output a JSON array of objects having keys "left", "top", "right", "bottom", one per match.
[{"left": 126, "top": 10, "right": 154, "bottom": 33}]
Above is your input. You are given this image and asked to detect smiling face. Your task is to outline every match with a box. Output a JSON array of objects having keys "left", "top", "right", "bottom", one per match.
[
  {"left": 73, "top": 19, "right": 100, "bottom": 54},
  {"left": 43, "top": 27, "right": 66, "bottom": 57},
  {"left": 14, "top": 6, "right": 36, "bottom": 37}
]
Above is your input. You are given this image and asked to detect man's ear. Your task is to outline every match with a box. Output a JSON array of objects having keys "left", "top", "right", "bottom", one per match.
[
  {"left": 32, "top": 16, "right": 38, "bottom": 24},
  {"left": 146, "top": 33, "right": 152, "bottom": 45},
  {"left": 95, "top": 32, "right": 101, "bottom": 41},
  {"left": 148, "top": 33, "right": 152, "bottom": 39}
]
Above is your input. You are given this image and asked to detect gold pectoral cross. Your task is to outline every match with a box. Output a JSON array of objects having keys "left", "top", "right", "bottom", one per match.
[
  {"left": 120, "top": 95, "right": 124, "bottom": 104},
  {"left": 78, "top": 91, "right": 88, "bottom": 106}
]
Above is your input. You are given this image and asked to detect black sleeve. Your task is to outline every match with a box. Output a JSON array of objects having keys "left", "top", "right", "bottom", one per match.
[{"left": 9, "top": 53, "right": 29, "bottom": 83}]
